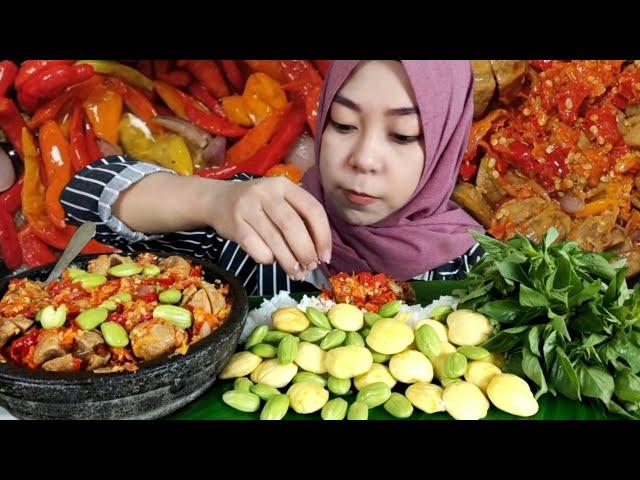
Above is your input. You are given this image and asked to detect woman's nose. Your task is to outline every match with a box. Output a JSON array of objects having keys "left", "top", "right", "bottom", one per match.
[{"left": 348, "top": 131, "right": 382, "bottom": 173}]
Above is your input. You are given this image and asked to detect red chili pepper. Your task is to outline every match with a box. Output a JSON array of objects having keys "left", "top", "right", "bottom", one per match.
[
  {"left": 584, "top": 105, "right": 623, "bottom": 146},
  {"left": 183, "top": 60, "right": 229, "bottom": 98},
  {"left": 138, "top": 291, "right": 158, "bottom": 303},
  {"left": 188, "top": 83, "right": 226, "bottom": 116},
  {"left": 69, "top": 105, "right": 91, "bottom": 172},
  {"left": 312, "top": 60, "right": 331, "bottom": 77},
  {"left": 505, "top": 140, "right": 569, "bottom": 190},
  {"left": 0, "top": 175, "right": 24, "bottom": 214},
  {"left": 26, "top": 75, "right": 104, "bottom": 130},
  {"left": 15, "top": 60, "right": 74, "bottom": 90},
  {"left": 197, "top": 98, "right": 306, "bottom": 179},
  {"left": 18, "top": 64, "right": 95, "bottom": 113},
  {"left": 459, "top": 161, "right": 478, "bottom": 182},
  {"left": 8, "top": 328, "right": 41, "bottom": 367},
  {"left": 108, "top": 311, "right": 126, "bottom": 326},
  {"left": 137, "top": 60, "right": 153, "bottom": 78},
  {"left": 219, "top": 60, "right": 245, "bottom": 92},
  {"left": 156, "top": 274, "right": 176, "bottom": 288},
  {"left": 184, "top": 97, "right": 247, "bottom": 137},
  {"left": 84, "top": 123, "right": 102, "bottom": 162},
  {"left": 0, "top": 60, "right": 18, "bottom": 96},
  {"left": 153, "top": 60, "right": 171, "bottom": 76},
  {"left": 555, "top": 83, "right": 589, "bottom": 124},
  {"left": 0, "top": 209, "right": 22, "bottom": 269},
  {"left": 0, "top": 97, "right": 28, "bottom": 158},
  {"left": 157, "top": 70, "right": 191, "bottom": 88},
  {"left": 17, "top": 225, "right": 57, "bottom": 267},
  {"left": 530, "top": 60, "right": 563, "bottom": 71},
  {"left": 190, "top": 265, "right": 202, "bottom": 277},
  {"left": 280, "top": 61, "right": 322, "bottom": 136},
  {"left": 105, "top": 76, "right": 164, "bottom": 135}
]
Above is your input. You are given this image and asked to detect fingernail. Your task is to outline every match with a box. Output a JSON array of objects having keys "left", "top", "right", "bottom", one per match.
[
  {"left": 296, "top": 271, "right": 308, "bottom": 281},
  {"left": 307, "top": 261, "right": 318, "bottom": 271},
  {"left": 320, "top": 251, "right": 331, "bottom": 264},
  {"left": 294, "top": 262, "right": 301, "bottom": 271}
]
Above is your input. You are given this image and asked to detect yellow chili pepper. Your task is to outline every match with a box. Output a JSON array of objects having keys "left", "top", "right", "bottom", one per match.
[
  {"left": 83, "top": 86, "right": 123, "bottom": 145},
  {"left": 118, "top": 113, "right": 193, "bottom": 176},
  {"left": 76, "top": 60, "right": 153, "bottom": 91}
]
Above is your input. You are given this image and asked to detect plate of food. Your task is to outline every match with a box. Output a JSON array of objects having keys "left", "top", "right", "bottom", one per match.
[{"left": 0, "top": 251, "right": 248, "bottom": 419}]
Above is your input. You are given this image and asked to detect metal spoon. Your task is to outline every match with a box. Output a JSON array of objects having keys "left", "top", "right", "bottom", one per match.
[{"left": 45, "top": 221, "right": 97, "bottom": 284}]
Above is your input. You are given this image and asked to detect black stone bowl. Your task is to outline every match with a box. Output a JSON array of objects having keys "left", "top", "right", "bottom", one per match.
[{"left": 0, "top": 252, "right": 248, "bottom": 420}]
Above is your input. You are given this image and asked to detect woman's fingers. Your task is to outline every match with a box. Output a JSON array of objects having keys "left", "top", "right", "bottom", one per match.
[
  {"left": 263, "top": 198, "right": 319, "bottom": 270},
  {"left": 245, "top": 210, "right": 305, "bottom": 280},
  {"left": 284, "top": 185, "right": 333, "bottom": 263}
]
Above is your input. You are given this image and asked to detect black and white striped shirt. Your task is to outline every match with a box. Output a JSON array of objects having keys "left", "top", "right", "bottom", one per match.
[{"left": 59, "top": 156, "right": 484, "bottom": 296}]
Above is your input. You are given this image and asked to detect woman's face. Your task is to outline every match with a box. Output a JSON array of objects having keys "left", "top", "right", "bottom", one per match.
[{"left": 319, "top": 60, "right": 425, "bottom": 226}]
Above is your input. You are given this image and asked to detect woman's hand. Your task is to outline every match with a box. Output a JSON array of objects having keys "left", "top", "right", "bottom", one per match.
[{"left": 209, "top": 176, "right": 332, "bottom": 280}]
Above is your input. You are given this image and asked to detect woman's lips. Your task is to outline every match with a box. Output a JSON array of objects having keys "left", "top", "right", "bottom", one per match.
[{"left": 342, "top": 188, "right": 378, "bottom": 206}]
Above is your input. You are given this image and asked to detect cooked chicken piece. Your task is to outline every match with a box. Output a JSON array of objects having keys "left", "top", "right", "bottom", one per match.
[
  {"left": 471, "top": 60, "right": 496, "bottom": 119},
  {"left": 180, "top": 285, "right": 198, "bottom": 307},
  {"left": 518, "top": 205, "right": 572, "bottom": 243},
  {"left": 199, "top": 281, "right": 226, "bottom": 314},
  {"left": 33, "top": 330, "right": 65, "bottom": 366},
  {"left": 87, "top": 254, "right": 133, "bottom": 275},
  {"left": 74, "top": 331, "right": 105, "bottom": 355},
  {"left": 86, "top": 352, "right": 111, "bottom": 371},
  {"left": 129, "top": 320, "right": 188, "bottom": 361},
  {"left": 8, "top": 316, "right": 33, "bottom": 332},
  {"left": 159, "top": 256, "right": 191, "bottom": 277},
  {"left": 568, "top": 209, "right": 620, "bottom": 252},
  {"left": 452, "top": 182, "right": 493, "bottom": 229},
  {"left": 42, "top": 354, "right": 78, "bottom": 372},
  {"left": 187, "top": 289, "right": 211, "bottom": 313},
  {"left": 490, "top": 60, "right": 527, "bottom": 104},
  {"left": 0, "top": 318, "right": 20, "bottom": 348},
  {"left": 475, "top": 155, "right": 507, "bottom": 205}
]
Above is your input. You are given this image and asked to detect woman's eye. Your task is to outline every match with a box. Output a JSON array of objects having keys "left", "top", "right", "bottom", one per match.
[
  {"left": 391, "top": 133, "right": 421, "bottom": 144},
  {"left": 330, "top": 119, "right": 356, "bottom": 133}
]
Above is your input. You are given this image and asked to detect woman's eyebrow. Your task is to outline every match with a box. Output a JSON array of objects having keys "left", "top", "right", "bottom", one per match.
[
  {"left": 334, "top": 95, "right": 419, "bottom": 116},
  {"left": 334, "top": 94, "right": 360, "bottom": 111},
  {"left": 386, "top": 106, "right": 419, "bottom": 116}
]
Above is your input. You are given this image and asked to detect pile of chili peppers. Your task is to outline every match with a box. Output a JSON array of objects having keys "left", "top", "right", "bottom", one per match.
[{"left": 0, "top": 59, "right": 329, "bottom": 271}]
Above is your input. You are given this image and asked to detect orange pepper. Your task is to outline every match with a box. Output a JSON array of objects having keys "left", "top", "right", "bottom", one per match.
[
  {"left": 22, "top": 127, "right": 117, "bottom": 253},
  {"left": 22, "top": 127, "right": 57, "bottom": 237},
  {"left": 154, "top": 80, "right": 187, "bottom": 119},
  {"left": 226, "top": 102, "right": 291, "bottom": 165},
  {"left": 265, "top": 164, "right": 303, "bottom": 183},
  {"left": 244, "top": 60, "right": 286, "bottom": 83},
  {"left": 105, "top": 76, "right": 164, "bottom": 135},
  {"left": 38, "top": 121, "right": 72, "bottom": 229},
  {"left": 574, "top": 197, "right": 618, "bottom": 218},
  {"left": 82, "top": 85, "right": 123, "bottom": 145},
  {"left": 27, "top": 75, "right": 103, "bottom": 130},
  {"left": 243, "top": 72, "right": 287, "bottom": 125},
  {"left": 58, "top": 109, "right": 72, "bottom": 139},
  {"left": 221, "top": 96, "right": 253, "bottom": 127}
]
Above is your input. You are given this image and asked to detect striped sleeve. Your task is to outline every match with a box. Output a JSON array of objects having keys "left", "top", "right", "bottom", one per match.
[
  {"left": 59, "top": 155, "right": 298, "bottom": 294},
  {"left": 60, "top": 155, "right": 220, "bottom": 260},
  {"left": 413, "top": 242, "right": 485, "bottom": 281}
]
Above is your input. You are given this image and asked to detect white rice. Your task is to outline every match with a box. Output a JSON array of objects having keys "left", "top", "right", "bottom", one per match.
[
  {"left": 239, "top": 291, "right": 459, "bottom": 344},
  {"left": 398, "top": 295, "right": 460, "bottom": 329}
]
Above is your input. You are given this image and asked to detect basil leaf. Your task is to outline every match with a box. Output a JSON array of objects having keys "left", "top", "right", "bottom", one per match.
[
  {"left": 522, "top": 345, "right": 548, "bottom": 399},
  {"left": 577, "top": 364, "right": 614, "bottom": 404},
  {"left": 551, "top": 347, "right": 581, "bottom": 401},
  {"left": 519, "top": 284, "right": 548, "bottom": 308}
]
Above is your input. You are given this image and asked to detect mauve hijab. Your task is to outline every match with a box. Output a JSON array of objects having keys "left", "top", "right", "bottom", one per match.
[{"left": 302, "top": 60, "right": 483, "bottom": 281}]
